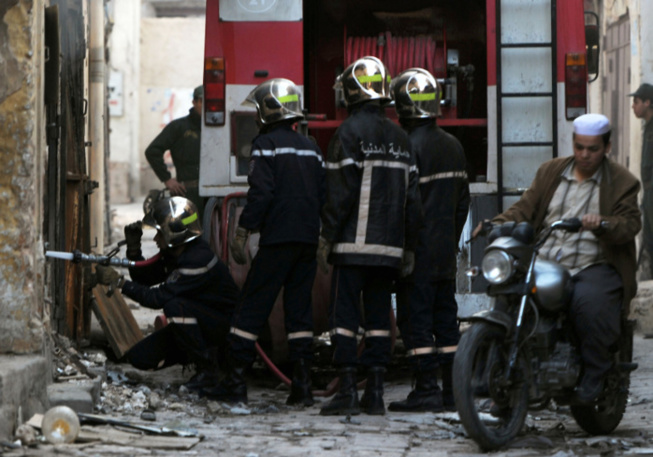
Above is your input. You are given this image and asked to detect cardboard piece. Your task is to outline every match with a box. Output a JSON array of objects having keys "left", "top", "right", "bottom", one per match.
[{"left": 91, "top": 286, "right": 143, "bottom": 358}]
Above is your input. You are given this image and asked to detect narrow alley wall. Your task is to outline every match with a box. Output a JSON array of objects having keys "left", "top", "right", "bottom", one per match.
[{"left": 0, "top": 0, "right": 46, "bottom": 353}]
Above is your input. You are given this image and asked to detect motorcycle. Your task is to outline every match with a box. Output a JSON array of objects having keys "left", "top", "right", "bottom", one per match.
[{"left": 453, "top": 218, "right": 637, "bottom": 451}]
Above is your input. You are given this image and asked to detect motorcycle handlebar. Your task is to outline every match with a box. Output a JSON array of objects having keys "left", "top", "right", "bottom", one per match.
[{"left": 468, "top": 217, "right": 609, "bottom": 244}]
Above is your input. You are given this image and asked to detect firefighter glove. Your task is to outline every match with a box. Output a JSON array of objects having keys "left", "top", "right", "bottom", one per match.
[
  {"left": 124, "top": 221, "right": 143, "bottom": 257},
  {"left": 95, "top": 265, "right": 125, "bottom": 289},
  {"left": 400, "top": 251, "right": 415, "bottom": 278},
  {"left": 230, "top": 226, "right": 249, "bottom": 265},
  {"left": 316, "top": 237, "right": 332, "bottom": 274}
]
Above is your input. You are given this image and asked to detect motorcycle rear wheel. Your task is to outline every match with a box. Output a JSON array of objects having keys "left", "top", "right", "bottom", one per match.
[
  {"left": 570, "top": 320, "right": 633, "bottom": 435},
  {"left": 570, "top": 373, "right": 629, "bottom": 434},
  {"left": 453, "top": 322, "right": 529, "bottom": 451}
]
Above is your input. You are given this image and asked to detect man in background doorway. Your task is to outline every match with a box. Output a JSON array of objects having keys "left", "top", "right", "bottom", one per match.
[
  {"left": 145, "top": 85, "right": 205, "bottom": 221},
  {"left": 631, "top": 83, "right": 653, "bottom": 278}
]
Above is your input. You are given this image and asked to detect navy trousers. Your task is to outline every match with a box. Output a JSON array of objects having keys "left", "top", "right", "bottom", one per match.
[{"left": 227, "top": 243, "right": 317, "bottom": 365}]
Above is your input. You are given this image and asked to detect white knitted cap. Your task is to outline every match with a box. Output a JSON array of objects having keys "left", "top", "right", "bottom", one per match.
[{"left": 573, "top": 113, "right": 611, "bottom": 136}]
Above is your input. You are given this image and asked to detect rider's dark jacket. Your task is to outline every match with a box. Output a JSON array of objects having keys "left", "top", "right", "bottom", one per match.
[
  {"left": 321, "top": 103, "right": 422, "bottom": 269},
  {"left": 493, "top": 156, "right": 641, "bottom": 311}
]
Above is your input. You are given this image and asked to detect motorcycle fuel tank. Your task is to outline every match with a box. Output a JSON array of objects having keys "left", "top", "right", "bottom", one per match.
[{"left": 533, "top": 259, "right": 573, "bottom": 312}]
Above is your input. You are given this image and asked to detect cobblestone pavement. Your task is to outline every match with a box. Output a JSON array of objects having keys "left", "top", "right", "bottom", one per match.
[
  {"left": 4, "top": 332, "right": 653, "bottom": 457},
  {"left": 8, "top": 202, "right": 650, "bottom": 456}
]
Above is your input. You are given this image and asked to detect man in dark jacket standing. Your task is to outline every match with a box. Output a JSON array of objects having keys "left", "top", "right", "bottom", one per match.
[
  {"left": 201, "top": 78, "right": 325, "bottom": 406},
  {"left": 630, "top": 83, "right": 653, "bottom": 277},
  {"left": 145, "top": 86, "right": 205, "bottom": 220},
  {"left": 388, "top": 68, "right": 470, "bottom": 413},
  {"left": 318, "top": 56, "right": 422, "bottom": 416},
  {"left": 95, "top": 197, "right": 238, "bottom": 391}
]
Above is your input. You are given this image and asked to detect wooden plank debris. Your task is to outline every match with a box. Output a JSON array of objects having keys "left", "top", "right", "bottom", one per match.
[{"left": 91, "top": 286, "right": 143, "bottom": 358}]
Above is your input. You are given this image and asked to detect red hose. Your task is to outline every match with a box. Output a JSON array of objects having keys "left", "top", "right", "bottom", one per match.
[{"left": 132, "top": 253, "right": 162, "bottom": 267}]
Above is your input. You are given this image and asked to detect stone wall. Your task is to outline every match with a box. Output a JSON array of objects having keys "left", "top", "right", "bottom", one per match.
[{"left": 0, "top": 0, "right": 46, "bottom": 353}]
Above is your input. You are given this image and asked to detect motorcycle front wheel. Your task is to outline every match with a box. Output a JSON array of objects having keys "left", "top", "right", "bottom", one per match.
[{"left": 453, "top": 322, "right": 529, "bottom": 451}]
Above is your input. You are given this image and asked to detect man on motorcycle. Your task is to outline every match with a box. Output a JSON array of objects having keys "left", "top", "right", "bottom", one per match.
[{"left": 474, "top": 113, "right": 641, "bottom": 404}]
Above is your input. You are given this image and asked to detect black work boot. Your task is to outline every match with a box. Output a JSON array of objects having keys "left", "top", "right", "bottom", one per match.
[
  {"left": 200, "top": 357, "right": 248, "bottom": 404},
  {"left": 319, "top": 367, "right": 360, "bottom": 416},
  {"left": 360, "top": 366, "right": 386, "bottom": 415},
  {"left": 184, "top": 349, "right": 221, "bottom": 392},
  {"left": 440, "top": 363, "right": 456, "bottom": 411},
  {"left": 388, "top": 370, "right": 444, "bottom": 413},
  {"left": 184, "top": 368, "right": 220, "bottom": 393},
  {"left": 286, "top": 359, "right": 315, "bottom": 406}
]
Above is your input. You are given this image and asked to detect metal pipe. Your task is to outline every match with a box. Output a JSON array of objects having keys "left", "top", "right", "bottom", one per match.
[{"left": 89, "top": 0, "right": 105, "bottom": 252}]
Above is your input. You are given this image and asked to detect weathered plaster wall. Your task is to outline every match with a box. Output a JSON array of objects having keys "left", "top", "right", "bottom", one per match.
[
  {"left": 107, "top": 0, "right": 141, "bottom": 204},
  {"left": 0, "top": 0, "right": 46, "bottom": 353}
]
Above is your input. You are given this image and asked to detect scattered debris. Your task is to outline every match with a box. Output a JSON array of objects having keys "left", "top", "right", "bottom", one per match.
[
  {"left": 14, "top": 424, "right": 37, "bottom": 446},
  {"left": 78, "top": 413, "right": 201, "bottom": 438}
]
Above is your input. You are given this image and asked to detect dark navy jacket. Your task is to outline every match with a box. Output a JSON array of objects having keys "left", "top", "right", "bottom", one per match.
[
  {"left": 122, "top": 238, "right": 238, "bottom": 312},
  {"left": 238, "top": 123, "right": 326, "bottom": 246},
  {"left": 145, "top": 108, "right": 201, "bottom": 183},
  {"left": 321, "top": 103, "right": 422, "bottom": 269},
  {"left": 406, "top": 120, "right": 470, "bottom": 281}
]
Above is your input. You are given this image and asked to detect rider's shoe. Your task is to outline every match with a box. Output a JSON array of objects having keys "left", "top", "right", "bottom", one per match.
[{"left": 574, "top": 373, "right": 605, "bottom": 404}]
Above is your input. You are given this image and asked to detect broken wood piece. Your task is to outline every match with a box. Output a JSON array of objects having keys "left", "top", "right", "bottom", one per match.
[{"left": 91, "top": 286, "right": 143, "bottom": 358}]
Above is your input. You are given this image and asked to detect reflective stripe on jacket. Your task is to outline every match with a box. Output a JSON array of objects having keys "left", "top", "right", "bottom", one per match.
[{"left": 321, "top": 103, "right": 422, "bottom": 269}]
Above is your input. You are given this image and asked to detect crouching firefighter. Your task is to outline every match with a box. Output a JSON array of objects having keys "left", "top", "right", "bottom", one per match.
[
  {"left": 389, "top": 68, "right": 470, "bottom": 412},
  {"left": 95, "top": 197, "right": 239, "bottom": 391},
  {"left": 200, "top": 78, "right": 326, "bottom": 405}
]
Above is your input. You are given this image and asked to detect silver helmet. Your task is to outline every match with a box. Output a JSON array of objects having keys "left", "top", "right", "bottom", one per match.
[
  {"left": 142, "top": 196, "right": 202, "bottom": 248},
  {"left": 242, "top": 78, "right": 304, "bottom": 125},
  {"left": 390, "top": 68, "right": 442, "bottom": 119},
  {"left": 335, "top": 56, "right": 391, "bottom": 107}
]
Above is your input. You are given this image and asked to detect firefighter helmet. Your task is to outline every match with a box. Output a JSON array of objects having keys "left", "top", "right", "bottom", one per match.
[
  {"left": 390, "top": 68, "right": 442, "bottom": 119},
  {"left": 242, "top": 78, "right": 304, "bottom": 125},
  {"left": 335, "top": 56, "right": 391, "bottom": 107},
  {"left": 142, "top": 196, "right": 202, "bottom": 248}
]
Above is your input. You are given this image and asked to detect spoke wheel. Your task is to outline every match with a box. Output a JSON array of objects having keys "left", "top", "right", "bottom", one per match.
[{"left": 453, "top": 322, "right": 529, "bottom": 451}]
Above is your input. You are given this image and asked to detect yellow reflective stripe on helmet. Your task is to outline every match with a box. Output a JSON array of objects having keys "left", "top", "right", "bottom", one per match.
[
  {"left": 182, "top": 212, "right": 198, "bottom": 225},
  {"left": 409, "top": 93, "right": 436, "bottom": 101},
  {"left": 278, "top": 94, "right": 299, "bottom": 104},
  {"left": 357, "top": 74, "right": 383, "bottom": 83}
]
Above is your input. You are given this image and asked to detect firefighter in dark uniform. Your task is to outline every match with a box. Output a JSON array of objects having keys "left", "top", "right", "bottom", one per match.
[
  {"left": 201, "top": 78, "right": 325, "bottom": 405},
  {"left": 318, "top": 56, "right": 422, "bottom": 416},
  {"left": 145, "top": 86, "right": 205, "bottom": 221},
  {"left": 95, "top": 197, "right": 238, "bottom": 391},
  {"left": 388, "top": 68, "right": 471, "bottom": 412}
]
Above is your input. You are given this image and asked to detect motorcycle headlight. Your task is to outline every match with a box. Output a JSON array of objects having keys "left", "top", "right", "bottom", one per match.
[{"left": 482, "top": 249, "right": 514, "bottom": 284}]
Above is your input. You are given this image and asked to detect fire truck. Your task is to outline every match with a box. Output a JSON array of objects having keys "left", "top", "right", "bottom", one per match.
[{"left": 199, "top": 0, "right": 596, "bottom": 365}]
